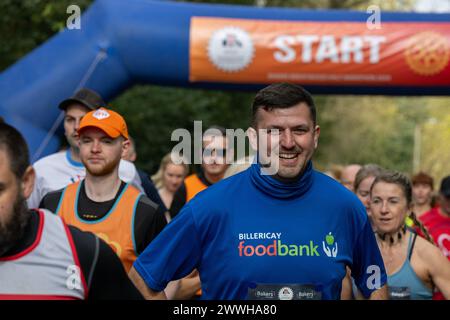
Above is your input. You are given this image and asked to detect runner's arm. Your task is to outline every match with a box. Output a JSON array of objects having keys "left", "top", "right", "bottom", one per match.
[
  {"left": 172, "top": 270, "right": 201, "bottom": 300},
  {"left": 129, "top": 266, "right": 167, "bottom": 300},
  {"left": 424, "top": 242, "right": 450, "bottom": 299},
  {"left": 340, "top": 267, "right": 353, "bottom": 300},
  {"left": 131, "top": 205, "right": 202, "bottom": 298}
]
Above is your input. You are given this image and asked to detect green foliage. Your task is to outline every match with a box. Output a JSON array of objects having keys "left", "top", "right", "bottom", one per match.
[
  {"left": 0, "top": 0, "right": 92, "bottom": 71},
  {"left": 316, "top": 96, "right": 419, "bottom": 173},
  {"left": 419, "top": 99, "right": 450, "bottom": 188}
]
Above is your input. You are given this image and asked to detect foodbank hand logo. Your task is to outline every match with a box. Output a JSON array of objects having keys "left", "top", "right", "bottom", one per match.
[{"left": 322, "top": 232, "right": 338, "bottom": 258}]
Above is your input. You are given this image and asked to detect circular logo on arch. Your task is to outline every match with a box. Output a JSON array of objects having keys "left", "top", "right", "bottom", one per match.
[
  {"left": 404, "top": 31, "right": 450, "bottom": 76},
  {"left": 207, "top": 26, "right": 254, "bottom": 72}
]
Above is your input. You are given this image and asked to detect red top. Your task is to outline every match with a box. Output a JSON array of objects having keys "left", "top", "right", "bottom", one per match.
[
  {"left": 420, "top": 207, "right": 450, "bottom": 259},
  {"left": 419, "top": 207, "right": 449, "bottom": 300}
]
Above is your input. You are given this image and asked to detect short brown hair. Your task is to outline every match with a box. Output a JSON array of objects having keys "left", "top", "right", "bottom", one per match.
[
  {"left": 411, "top": 172, "right": 434, "bottom": 189},
  {"left": 252, "top": 83, "right": 316, "bottom": 127}
]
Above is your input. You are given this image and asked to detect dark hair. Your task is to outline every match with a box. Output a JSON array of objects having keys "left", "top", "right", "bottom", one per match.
[
  {"left": 411, "top": 172, "right": 434, "bottom": 189},
  {"left": 371, "top": 170, "right": 434, "bottom": 244},
  {"left": 251, "top": 83, "right": 316, "bottom": 127},
  {"left": 440, "top": 175, "right": 450, "bottom": 198},
  {"left": 0, "top": 123, "right": 30, "bottom": 179}
]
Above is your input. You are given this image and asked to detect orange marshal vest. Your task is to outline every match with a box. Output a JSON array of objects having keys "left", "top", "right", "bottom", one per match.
[
  {"left": 56, "top": 181, "right": 142, "bottom": 272},
  {"left": 185, "top": 174, "right": 208, "bottom": 202}
]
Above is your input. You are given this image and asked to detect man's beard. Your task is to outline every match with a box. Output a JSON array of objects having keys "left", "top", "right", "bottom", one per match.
[
  {"left": 0, "top": 193, "right": 30, "bottom": 257},
  {"left": 85, "top": 157, "right": 120, "bottom": 177}
]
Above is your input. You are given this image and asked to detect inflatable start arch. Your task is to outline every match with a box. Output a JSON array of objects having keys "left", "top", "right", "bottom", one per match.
[{"left": 0, "top": 0, "right": 449, "bottom": 159}]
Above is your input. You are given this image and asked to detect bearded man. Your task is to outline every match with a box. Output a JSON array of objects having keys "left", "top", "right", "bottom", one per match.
[{"left": 40, "top": 108, "right": 166, "bottom": 272}]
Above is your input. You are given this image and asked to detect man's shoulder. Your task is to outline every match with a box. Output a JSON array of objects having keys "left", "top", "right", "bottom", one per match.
[
  {"left": 44, "top": 187, "right": 66, "bottom": 198},
  {"left": 33, "top": 151, "right": 67, "bottom": 168},
  {"left": 118, "top": 160, "right": 141, "bottom": 188},
  {"left": 40, "top": 188, "right": 65, "bottom": 211},
  {"left": 38, "top": 209, "right": 90, "bottom": 241},
  {"left": 65, "top": 225, "right": 101, "bottom": 275},
  {"left": 126, "top": 188, "right": 163, "bottom": 220},
  {"left": 119, "top": 159, "right": 137, "bottom": 172},
  {"left": 67, "top": 224, "right": 97, "bottom": 245},
  {"left": 136, "top": 193, "right": 159, "bottom": 211}
]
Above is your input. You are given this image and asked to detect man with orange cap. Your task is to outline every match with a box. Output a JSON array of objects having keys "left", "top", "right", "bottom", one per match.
[
  {"left": 28, "top": 88, "right": 145, "bottom": 209},
  {"left": 40, "top": 108, "right": 166, "bottom": 272}
]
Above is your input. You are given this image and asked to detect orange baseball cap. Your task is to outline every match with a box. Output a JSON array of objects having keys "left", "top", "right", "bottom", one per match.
[{"left": 78, "top": 107, "right": 129, "bottom": 139}]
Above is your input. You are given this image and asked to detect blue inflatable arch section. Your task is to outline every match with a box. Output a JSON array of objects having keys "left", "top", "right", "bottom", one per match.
[{"left": 0, "top": 0, "right": 449, "bottom": 159}]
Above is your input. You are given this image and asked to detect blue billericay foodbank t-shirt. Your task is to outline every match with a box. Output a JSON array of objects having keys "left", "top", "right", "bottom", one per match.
[{"left": 134, "top": 161, "right": 387, "bottom": 300}]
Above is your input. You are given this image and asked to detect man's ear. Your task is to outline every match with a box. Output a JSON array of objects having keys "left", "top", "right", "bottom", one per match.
[
  {"left": 21, "top": 166, "right": 35, "bottom": 200},
  {"left": 121, "top": 139, "right": 131, "bottom": 159},
  {"left": 313, "top": 125, "right": 320, "bottom": 149},
  {"left": 247, "top": 127, "right": 258, "bottom": 152}
]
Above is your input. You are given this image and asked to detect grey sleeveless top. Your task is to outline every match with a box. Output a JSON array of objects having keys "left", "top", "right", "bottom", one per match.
[{"left": 0, "top": 209, "right": 87, "bottom": 299}]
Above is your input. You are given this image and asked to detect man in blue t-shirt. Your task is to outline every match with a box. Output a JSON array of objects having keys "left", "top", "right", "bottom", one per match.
[{"left": 129, "top": 83, "right": 388, "bottom": 300}]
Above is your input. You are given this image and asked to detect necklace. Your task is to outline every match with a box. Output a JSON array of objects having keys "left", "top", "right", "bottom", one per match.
[{"left": 376, "top": 225, "right": 407, "bottom": 245}]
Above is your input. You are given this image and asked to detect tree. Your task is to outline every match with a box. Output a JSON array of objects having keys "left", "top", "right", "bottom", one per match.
[
  {"left": 420, "top": 99, "right": 450, "bottom": 188},
  {"left": 0, "top": 0, "right": 91, "bottom": 71}
]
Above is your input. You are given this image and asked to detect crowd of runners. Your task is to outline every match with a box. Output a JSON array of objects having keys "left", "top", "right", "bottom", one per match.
[{"left": 0, "top": 83, "right": 449, "bottom": 300}]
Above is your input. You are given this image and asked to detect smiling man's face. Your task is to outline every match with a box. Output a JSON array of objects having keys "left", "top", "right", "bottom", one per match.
[{"left": 253, "top": 102, "right": 320, "bottom": 182}]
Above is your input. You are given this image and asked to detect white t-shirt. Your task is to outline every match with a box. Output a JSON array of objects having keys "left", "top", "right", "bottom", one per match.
[{"left": 27, "top": 150, "right": 143, "bottom": 209}]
